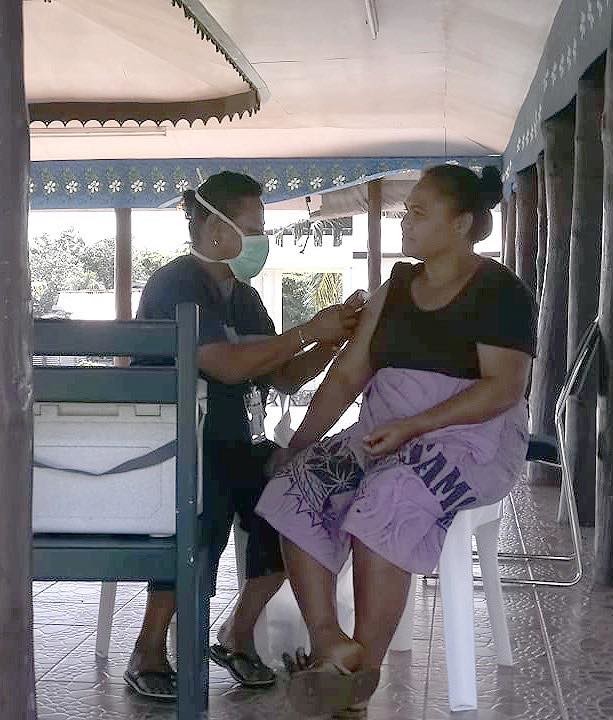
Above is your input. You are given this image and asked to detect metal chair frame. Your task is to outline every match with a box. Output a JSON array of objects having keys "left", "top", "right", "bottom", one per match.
[{"left": 427, "top": 319, "right": 601, "bottom": 588}]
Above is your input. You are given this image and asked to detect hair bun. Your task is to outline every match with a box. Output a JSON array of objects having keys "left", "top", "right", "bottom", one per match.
[
  {"left": 478, "top": 166, "right": 503, "bottom": 210},
  {"left": 182, "top": 188, "right": 196, "bottom": 219}
]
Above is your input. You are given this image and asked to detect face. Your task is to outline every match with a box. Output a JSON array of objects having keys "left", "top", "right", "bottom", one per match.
[
  {"left": 401, "top": 178, "right": 473, "bottom": 260},
  {"left": 197, "top": 195, "right": 265, "bottom": 260}
]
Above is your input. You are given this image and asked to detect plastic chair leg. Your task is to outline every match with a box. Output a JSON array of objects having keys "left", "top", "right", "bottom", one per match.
[
  {"left": 439, "top": 515, "right": 477, "bottom": 712},
  {"left": 388, "top": 573, "right": 417, "bottom": 652},
  {"left": 475, "top": 518, "right": 513, "bottom": 666},
  {"left": 95, "top": 582, "right": 117, "bottom": 659}
]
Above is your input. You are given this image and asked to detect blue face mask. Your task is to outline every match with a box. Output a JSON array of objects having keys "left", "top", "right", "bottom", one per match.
[{"left": 190, "top": 191, "right": 269, "bottom": 282}]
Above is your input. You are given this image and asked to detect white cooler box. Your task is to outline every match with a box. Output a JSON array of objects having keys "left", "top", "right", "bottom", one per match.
[{"left": 33, "top": 395, "right": 205, "bottom": 536}]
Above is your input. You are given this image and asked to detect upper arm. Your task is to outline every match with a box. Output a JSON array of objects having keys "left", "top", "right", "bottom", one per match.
[
  {"left": 197, "top": 342, "right": 241, "bottom": 383},
  {"left": 198, "top": 288, "right": 276, "bottom": 384},
  {"left": 474, "top": 270, "right": 538, "bottom": 357},
  {"left": 248, "top": 286, "right": 277, "bottom": 336},
  {"left": 477, "top": 344, "right": 532, "bottom": 398},
  {"left": 475, "top": 270, "right": 537, "bottom": 399},
  {"left": 196, "top": 308, "right": 242, "bottom": 382},
  {"left": 327, "top": 282, "right": 389, "bottom": 392}
]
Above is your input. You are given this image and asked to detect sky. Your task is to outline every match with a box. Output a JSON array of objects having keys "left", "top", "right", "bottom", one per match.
[
  {"left": 28, "top": 209, "right": 309, "bottom": 255},
  {"left": 28, "top": 207, "right": 501, "bottom": 257}
]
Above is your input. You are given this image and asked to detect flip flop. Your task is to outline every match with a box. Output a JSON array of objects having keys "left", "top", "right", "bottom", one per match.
[
  {"left": 209, "top": 643, "right": 276, "bottom": 688},
  {"left": 288, "top": 660, "right": 379, "bottom": 717},
  {"left": 332, "top": 702, "right": 369, "bottom": 719},
  {"left": 123, "top": 668, "right": 177, "bottom": 700}
]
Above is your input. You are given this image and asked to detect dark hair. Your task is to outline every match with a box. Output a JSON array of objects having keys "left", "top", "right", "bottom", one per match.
[
  {"left": 182, "top": 171, "right": 263, "bottom": 241},
  {"left": 422, "top": 164, "right": 503, "bottom": 243}
]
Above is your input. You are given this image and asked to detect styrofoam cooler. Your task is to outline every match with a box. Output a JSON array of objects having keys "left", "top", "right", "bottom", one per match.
[{"left": 33, "top": 395, "right": 204, "bottom": 536}]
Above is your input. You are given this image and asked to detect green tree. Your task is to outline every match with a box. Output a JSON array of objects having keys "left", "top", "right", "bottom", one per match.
[
  {"left": 79, "top": 238, "right": 172, "bottom": 288},
  {"left": 282, "top": 272, "right": 342, "bottom": 331},
  {"left": 29, "top": 229, "right": 174, "bottom": 317},
  {"left": 133, "top": 249, "right": 172, "bottom": 285},
  {"left": 80, "top": 237, "right": 115, "bottom": 290},
  {"left": 29, "top": 229, "right": 90, "bottom": 316}
]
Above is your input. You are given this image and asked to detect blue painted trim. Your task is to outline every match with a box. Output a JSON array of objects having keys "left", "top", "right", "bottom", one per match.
[
  {"left": 502, "top": 0, "right": 612, "bottom": 197},
  {"left": 29, "top": 156, "right": 501, "bottom": 210}
]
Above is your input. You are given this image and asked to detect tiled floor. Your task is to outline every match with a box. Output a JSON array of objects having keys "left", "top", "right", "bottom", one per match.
[{"left": 33, "top": 473, "right": 613, "bottom": 719}]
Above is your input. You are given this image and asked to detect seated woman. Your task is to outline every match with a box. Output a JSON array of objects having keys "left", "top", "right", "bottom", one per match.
[{"left": 256, "top": 164, "right": 537, "bottom": 718}]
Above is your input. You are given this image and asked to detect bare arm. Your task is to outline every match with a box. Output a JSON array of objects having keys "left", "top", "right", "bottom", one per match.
[
  {"left": 269, "top": 343, "right": 338, "bottom": 395},
  {"left": 363, "top": 343, "right": 532, "bottom": 456},
  {"left": 266, "top": 290, "right": 369, "bottom": 394},
  {"left": 288, "top": 283, "right": 389, "bottom": 452},
  {"left": 198, "top": 304, "right": 357, "bottom": 385},
  {"left": 413, "top": 344, "right": 531, "bottom": 431},
  {"left": 199, "top": 327, "right": 306, "bottom": 385}
]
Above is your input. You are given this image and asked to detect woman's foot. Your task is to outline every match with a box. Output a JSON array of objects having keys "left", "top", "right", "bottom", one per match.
[
  {"left": 212, "top": 619, "right": 275, "bottom": 688},
  {"left": 124, "top": 645, "right": 176, "bottom": 700},
  {"left": 288, "top": 660, "right": 378, "bottom": 717},
  {"left": 217, "top": 618, "right": 258, "bottom": 658},
  {"left": 311, "top": 627, "right": 364, "bottom": 672},
  {"left": 286, "top": 636, "right": 379, "bottom": 717}
]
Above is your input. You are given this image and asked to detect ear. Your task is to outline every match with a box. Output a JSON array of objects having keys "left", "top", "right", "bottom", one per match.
[
  {"left": 453, "top": 211, "right": 473, "bottom": 240},
  {"left": 207, "top": 215, "right": 226, "bottom": 246}
]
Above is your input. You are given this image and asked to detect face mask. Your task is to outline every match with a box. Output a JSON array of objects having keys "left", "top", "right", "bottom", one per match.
[{"left": 190, "top": 190, "right": 269, "bottom": 281}]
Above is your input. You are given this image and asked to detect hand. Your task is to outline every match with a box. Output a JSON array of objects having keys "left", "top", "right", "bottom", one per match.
[
  {"left": 344, "top": 289, "right": 369, "bottom": 310},
  {"left": 319, "top": 290, "right": 369, "bottom": 354},
  {"left": 305, "top": 304, "right": 359, "bottom": 345},
  {"left": 362, "top": 418, "right": 423, "bottom": 457},
  {"left": 264, "top": 446, "right": 299, "bottom": 478}
]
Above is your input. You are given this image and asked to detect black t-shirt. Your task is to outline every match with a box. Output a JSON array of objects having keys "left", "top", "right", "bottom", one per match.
[
  {"left": 134, "top": 254, "right": 276, "bottom": 442},
  {"left": 370, "top": 259, "right": 537, "bottom": 380}
]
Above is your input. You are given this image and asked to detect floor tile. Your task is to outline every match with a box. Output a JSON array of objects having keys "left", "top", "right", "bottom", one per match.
[{"left": 34, "top": 475, "right": 613, "bottom": 720}]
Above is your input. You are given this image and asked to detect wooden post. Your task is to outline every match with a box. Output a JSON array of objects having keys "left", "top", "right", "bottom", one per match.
[
  {"left": 0, "top": 1, "right": 38, "bottom": 718},
  {"left": 114, "top": 208, "right": 132, "bottom": 321},
  {"left": 515, "top": 165, "right": 538, "bottom": 296},
  {"left": 536, "top": 151, "right": 548, "bottom": 304},
  {"left": 500, "top": 198, "right": 507, "bottom": 262},
  {"left": 567, "top": 57, "right": 605, "bottom": 526},
  {"left": 503, "top": 191, "right": 516, "bottom": 271},
  {"left": 529, "top": 103, "right": 575, "bottom": 485},
  {"left": 114, "top": 208, "right": 132, "bottom": 367},
  {"left": 367, "top": 180, "right": 382, "bottom": 293},
  {"left": 596, "top": 34, "right": 613, "bottom": 583}
]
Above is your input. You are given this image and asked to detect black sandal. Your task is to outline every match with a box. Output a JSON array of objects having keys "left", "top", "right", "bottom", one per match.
[
  {"left": 123, "top": 668, "right": 177, "bottom": 700},
  {"left": 209, "top": 643, "right": 276, "bottom": 688}
]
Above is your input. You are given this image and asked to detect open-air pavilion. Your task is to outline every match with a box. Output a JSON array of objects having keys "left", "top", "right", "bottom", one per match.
[{"left": 3, "top": 1, "right": 613, "bottom": 719}]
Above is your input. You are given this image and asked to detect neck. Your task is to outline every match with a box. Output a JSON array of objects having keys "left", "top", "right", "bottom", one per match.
[
  {"left": 422, "top": 247, "right": 479, "bottom": 287},
  {"left": 204, "top": 261, "right": 234, "bottom": 284},
  {"left": 191, "top": 247, "right": 234, "bottom": 284}
]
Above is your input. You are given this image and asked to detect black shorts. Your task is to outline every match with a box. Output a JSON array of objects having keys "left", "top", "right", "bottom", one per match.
[{"left": 149, "top": 439, "right": 284, "bottom": 595}]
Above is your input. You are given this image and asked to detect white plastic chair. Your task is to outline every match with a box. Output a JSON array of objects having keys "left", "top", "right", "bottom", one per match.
[
  {"left": 388, "top": 500, "right": 512, "bottom": 712},
  {"left": 95, "top": 581, "right": 118, "bottom": 658},
  {"left": 95, "top": 519, "right": 248, "bottom": 659}
]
